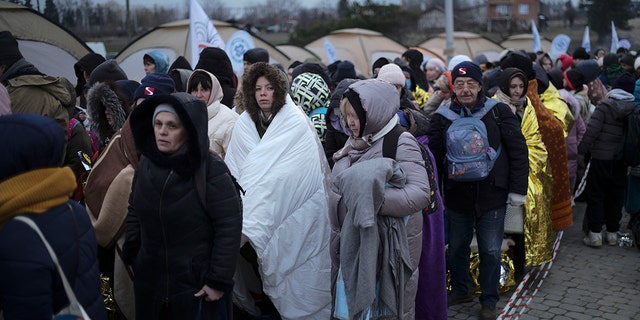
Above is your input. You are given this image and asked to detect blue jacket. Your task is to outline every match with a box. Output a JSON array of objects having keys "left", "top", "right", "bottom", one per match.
[{"left": 0, "top": 202, "right": 107, "bottom": 320}]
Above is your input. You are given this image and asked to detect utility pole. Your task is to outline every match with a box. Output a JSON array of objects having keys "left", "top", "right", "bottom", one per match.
[
  {"left": 445, "top": 0, "right": 454, "bottom": 63},
  {"left": 126, "top": 0, "right": 132, "bottom": 38}
]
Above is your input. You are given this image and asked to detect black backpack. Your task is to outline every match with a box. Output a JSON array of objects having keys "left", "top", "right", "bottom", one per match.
[
  {"left": 620, "top": 108, "right": 640, "bottom": 167},
  {"left": 382, "top": 124, "right": 438, "bottom": 215}
]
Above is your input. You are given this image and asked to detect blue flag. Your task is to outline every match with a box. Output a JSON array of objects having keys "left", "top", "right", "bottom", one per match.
[
  {"left": 582, "top": 26, "right": 591, "bottom": 53},
  {"left": 531, "top": 20, "right": 542, "bottom": 52}
]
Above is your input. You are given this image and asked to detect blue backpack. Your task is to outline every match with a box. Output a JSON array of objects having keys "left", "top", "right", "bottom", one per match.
[{"left": 435, "top": 99, "right": 501, "bottom": 182}]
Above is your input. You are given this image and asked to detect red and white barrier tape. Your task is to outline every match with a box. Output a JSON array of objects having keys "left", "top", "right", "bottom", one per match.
[{"left": 498, "top": 230, "right": 564, "bottom": 319}]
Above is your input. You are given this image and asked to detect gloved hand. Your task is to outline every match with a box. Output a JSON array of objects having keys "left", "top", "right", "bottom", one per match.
[{"left": 507, "top": 193, "right": 526, "bottom": 207}]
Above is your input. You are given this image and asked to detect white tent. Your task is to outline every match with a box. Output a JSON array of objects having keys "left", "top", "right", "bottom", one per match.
[
  {"left": 0, "top": 2, "right": 93, "bottom": 85},
  {"left": 305, "top": 28, "right": 409, "bottom": 78},
  {"left": 276, "top": 45, "right": 321, "bottom": 65},
  {"left": 115, "top": 19, "right": 291, "bottom": 81},
  {"left": 500, "top": 34, "right": 553, "bottom": 54},
  {"left": 419, "top": 32, "right": 504, "bottom": 64}
]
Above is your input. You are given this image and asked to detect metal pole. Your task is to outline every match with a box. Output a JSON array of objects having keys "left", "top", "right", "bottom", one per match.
[{"left": 444, "top": 0, "right": 454, "bottom": 63}]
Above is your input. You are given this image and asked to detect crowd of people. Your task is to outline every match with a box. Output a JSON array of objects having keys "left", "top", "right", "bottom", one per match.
[{"left": 1, "top": 26, "right": 639, "bottom": 320}]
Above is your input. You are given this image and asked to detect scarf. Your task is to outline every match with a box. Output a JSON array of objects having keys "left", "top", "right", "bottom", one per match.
[
  {"left": 333, "top": 114, "right": 399, "bottom": 162},
  {"left": 0, "top": 167, "right": 76, "bottom": 228},
  {"left": 495, "top": 88, "right": 525, "bottom": 120},
  {"left": 526, "top": 80, "right": 573, "bottom": 230}
]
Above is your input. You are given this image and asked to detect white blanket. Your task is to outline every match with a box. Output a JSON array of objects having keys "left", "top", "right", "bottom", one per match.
[{"left": 225, "top": 96, "right": 332, "bottom": 319}]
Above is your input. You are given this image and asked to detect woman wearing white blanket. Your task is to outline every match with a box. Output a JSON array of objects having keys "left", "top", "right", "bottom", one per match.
[{"left": 224, "top": 62, "right": 332, "bottom": 319}]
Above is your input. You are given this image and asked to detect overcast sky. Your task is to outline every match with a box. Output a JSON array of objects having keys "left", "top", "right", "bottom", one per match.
[{"left": 95, "top": 0, "right": 401, "bottom": 11}]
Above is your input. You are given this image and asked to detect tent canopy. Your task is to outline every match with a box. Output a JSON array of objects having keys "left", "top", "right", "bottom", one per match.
[
  {"left": 500, "top": 34, "right": 553, "bottom": 54},
  {"left": 0, "top": 2, "right": 93, "bottom": 85},
  {"left": 115, "top": 19, "right": 291, "bottom": 81},
  {"left": 305, "top": 28, "right": 409, "bottom": 78},
  {"left": 419, "top": 31, "right": 504, "bottom": 64},
  {"left": 276, "top": 45, "right": 321, "bottom": 66}
]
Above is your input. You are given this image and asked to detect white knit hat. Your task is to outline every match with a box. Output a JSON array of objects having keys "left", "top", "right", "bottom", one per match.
[
  {"left": 447, "top": 54, "right": 472, "bottom": 71},
  {"left": 376, "top": 63, "right": 405, "bottom": 87},
  {"left": 634, "top": 57, "right": 640, "bottom": 71}
]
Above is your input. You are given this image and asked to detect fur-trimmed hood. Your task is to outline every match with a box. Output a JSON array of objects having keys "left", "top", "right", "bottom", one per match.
[
  {"left": 87, "top": 82, "right": 130, "bottom": 147},
  {"left": 241, "top": 62, "right": 288, "bottom": 124}
]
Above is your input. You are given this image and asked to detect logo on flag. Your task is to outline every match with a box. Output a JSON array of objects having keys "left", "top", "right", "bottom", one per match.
[
  {"left": 190, "top": 0, "right": 225, "bottom": 69},
  {"left": 225, "top": 30, "right": 256, "bottom": 76}
]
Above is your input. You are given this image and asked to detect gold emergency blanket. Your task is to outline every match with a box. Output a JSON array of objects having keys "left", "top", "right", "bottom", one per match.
[
  {"left": 527, "top": 81, "right": 573, "bottom": 231},
  {"left": 520, "top": 104, "right": 554, "bottom": 266}
]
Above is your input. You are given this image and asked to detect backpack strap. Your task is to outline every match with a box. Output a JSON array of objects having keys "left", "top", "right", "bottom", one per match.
[
  {"left": 472, "top": 98, "right": 499, "bottom": 119},
  {"left": 382, "top": 124, "right": 407, "bottom": 159}
]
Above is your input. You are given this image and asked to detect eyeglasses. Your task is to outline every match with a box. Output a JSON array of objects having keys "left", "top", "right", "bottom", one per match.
[{"left": 453, "top": 81, "right": 480, "bottom": 90}]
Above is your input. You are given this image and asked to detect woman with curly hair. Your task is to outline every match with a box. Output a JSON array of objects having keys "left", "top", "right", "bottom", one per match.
[{"left": 225, "top": 62, "right": 331, "bottom": 319}]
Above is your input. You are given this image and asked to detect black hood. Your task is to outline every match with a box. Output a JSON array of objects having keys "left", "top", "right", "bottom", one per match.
[{"left": 129, "top": 92, "right": 208, "bottom": 176}]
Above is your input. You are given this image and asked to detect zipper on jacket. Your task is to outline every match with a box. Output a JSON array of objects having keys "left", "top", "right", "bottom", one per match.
[{"left": 159, "top": 169, "right": 173, "bottom": 302}]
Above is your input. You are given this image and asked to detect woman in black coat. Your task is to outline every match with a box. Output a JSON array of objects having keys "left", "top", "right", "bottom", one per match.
[{"left": 122, "top": 92, "right": 243, "bottom": 319}]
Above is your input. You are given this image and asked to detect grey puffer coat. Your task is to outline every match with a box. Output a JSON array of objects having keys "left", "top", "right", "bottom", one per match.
[
  {"left": 329, "top": 79, "right": 430, "bottom": 319},
  {"left": 579, "top": 89, "right": 637, "bottom": 160}
]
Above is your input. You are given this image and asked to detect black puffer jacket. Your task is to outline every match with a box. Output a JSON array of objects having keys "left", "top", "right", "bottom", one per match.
[
  {"left": 123, "top": 93, "right": 242, "bottom": 319},
  {"left": 427, "top": 96, "right": 529, "bottom": 213},
  {"left": 578, "top": 89, "right": 637, "bottom": 160}
]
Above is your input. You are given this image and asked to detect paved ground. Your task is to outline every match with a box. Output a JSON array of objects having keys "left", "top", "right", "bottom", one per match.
[{"left": 447, "top": 202, "right": 640, "bottom": 319}]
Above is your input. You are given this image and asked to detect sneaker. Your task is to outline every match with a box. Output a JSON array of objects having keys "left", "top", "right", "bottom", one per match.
[
  {"left": 605, "top": 232, "right": 617, "bottom": 246},
  {"left": 479, "top": 304, "right": 496, "bottom": 320},
  {"left": 447, "top": 292, "right": 473, "bottom": 306},
  {"left": 583, "top": 231, "right": 602, "bottom": 247}
]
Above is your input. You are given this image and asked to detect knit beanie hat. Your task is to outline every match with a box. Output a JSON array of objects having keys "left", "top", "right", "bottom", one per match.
[
  {"left": 288, "top": 60, "right": 302, "bottom": 70},
  {"left": 563, "top": 69, "right": 585, "bottom": 91},
  {"left": 426, "top": 58, "right": 446, "bottom": 73},
  {"left": 576, "top": 59, "right": 600, "bottom": 82},
  {"left": 134, "top": 73, "right": 176, "bottom": 101},
  {"left": 376, "top": 63, "right": 406, "bottom": 87},
  {"left": 547, "top": 68, "right": 564, "bottom": 90},
  {"left": 451, "top": 61, "right": 483, "bottom": 85},
  {"left": 291, "top": 62, "right": 333, "bottom": 90},
  {"left": 89, "top": 59, "right": 128, "bottom": 86},
  {"left": 0, "top": 31, "right": 23, "bottom": 68},
  {"left": 572, "top": 47, "right": 590, "bottom": 60},
  {"left": 372, "top": 57, "right": 390, "bottom": 73},
  {"left": 243, "top": 48, "right": 269, "bottom": 64},
  {"left": 74, "top": 53, "right": 106, "bottom": 96},
  {"left": 333, "top": 60, "right": 357, "bottom": 83},
  {"left": 152, "top": 103, "right": 177, "bottom": 125},
  {"left": 603, "top": 53, "right": 619, "bottom": 68},
  {"left": 115, "top": 79, "right": 141, "bottom": 105},
  {"left": 168, "top": 56, "right": 192, "bottom": 72},
  {"left": 620, "top": 53, "right": 635, "bottom": 67},
  {"left": 635, "top": 57, "right": 640, "bottom": 71},
  {"left": 557, "top": 54, "right": 573, "bottom": 71},
  {"left": 612, "top": 72, "right": 635, "bottom": 94},
  {"left": 501, "top": 52, "right": 535, "bottom": 80},
  {"left": 290, "top": 72, "right": 330, "bottom": 114},
  {"left": 144, "top": 50, "right": 170, "bottom": 74},
  {"left": 195, "top": 47, "right": 234, "bottom": 86},
  {"left": 447, "top": 55, "right": 472, "bottom": 71}
]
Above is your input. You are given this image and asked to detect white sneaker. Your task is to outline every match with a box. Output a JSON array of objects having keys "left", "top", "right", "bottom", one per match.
[
  {"left": 583, "top": 231, "right": 602, "bottom": 247},
  {"left": 605, "top": 232, "right": 617, "bottom": 246}
]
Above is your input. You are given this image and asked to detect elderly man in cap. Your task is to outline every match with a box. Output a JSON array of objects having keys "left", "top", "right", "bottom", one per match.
[{"left": 427, "top": 61, "right": 528, "bottom": 320}]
